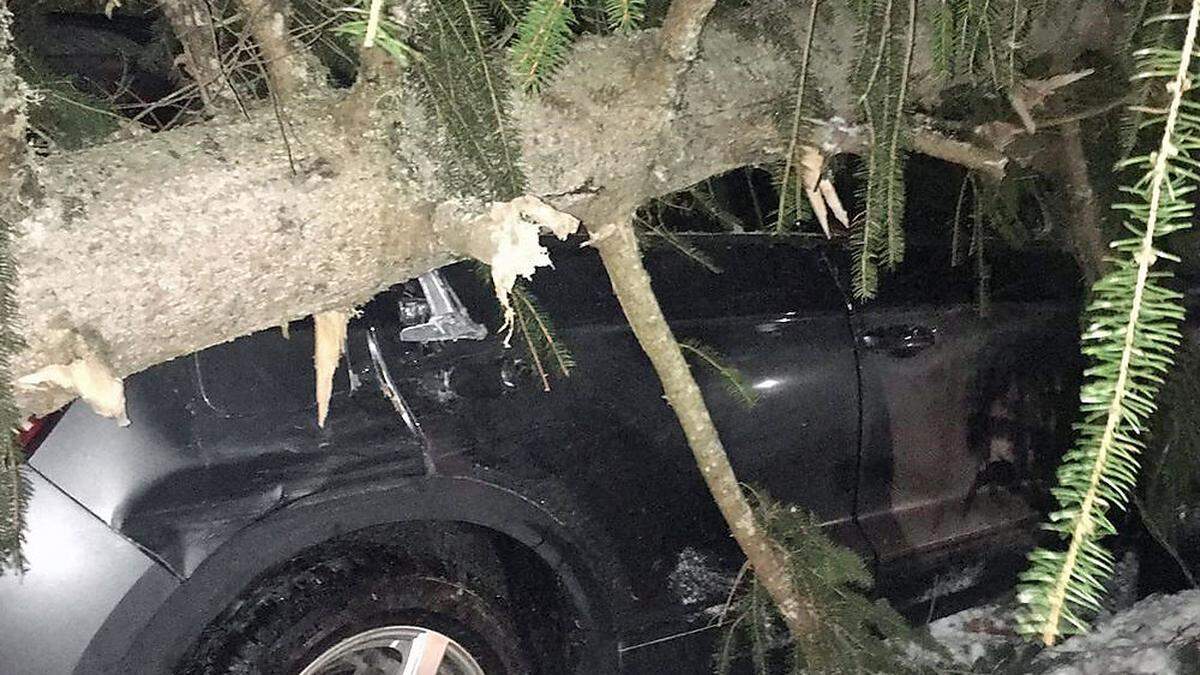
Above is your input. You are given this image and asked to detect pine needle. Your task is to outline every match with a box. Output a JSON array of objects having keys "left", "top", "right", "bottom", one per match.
[
  {"left": 639, "top": 218, "right": 723, "bottom": 274},
  {"left": 362, "top": 0, "right": 385, "bottom": 47},
  {"left": 512, "top": 283, "right": 573, "bottom": 390},
  {"left": 1016, "top": 1, "right": 1200, "bottom": 645},
  {"left": 850, "top": 0, "right": 915, "bottom": 298},
  {"left": 713, "top": 493, "right": 922, "bottom": 674},
  {"left": 775, "top": 0, "right": 821, "bottom": 234},
  {"left": 510, "top": 0, "right": 574, "bottom": 92},
  {"left": 679, "top": 339, "right": 757, "bottom": 408},
  {"left": 603, "top": 0, "right": 643, "bottom": 33}
]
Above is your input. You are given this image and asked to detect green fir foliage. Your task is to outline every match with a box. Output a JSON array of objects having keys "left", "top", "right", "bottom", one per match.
[
  {"left": 849, "top": 0, "right": 917, "bottom": 299},
  {"left": 511, "top": 282, "right": 574, "bottom": 390},
  {"left": 508, "top": 0, "right": 644, "bottom": 92},
  {"left": 1116, "top": 0, "right": 1181, "bottom": 159},
  {"left": 413, "top": 0, "right": 526, "bottom": 199},
  {"left": 1016, "top": 3, "right": 1200, "bottom": 645},
  {"left": 0, "top": 216, "right": 22, "bottom": 573},
  {"left": 636, "top": 213, "right": 724, "bottom": 273},
  {"left": 931, "top": 0, "right": 1045, "bottom": 89},
  {"left": 15, "top": 52, "right": 121, "bottom": 150},
  {"left": 714, "top": 492, "right": 920, "bottom": 674},
  {"left": 1, "top": 10, "right": 31, "bottom": 576},
  {"left": 472, "top": 264, "right": 574, "bottom": 389},
  {"left": 0, "top": 435, "right": 27, "bottom": 575},
  {"left": 679, "top": 339, "right": 757, "bottom": 409},
  {"left": 510, "top": 0, "right": 575, "bottom": 92},
  {"left": 333, "top": 3, "right": 420, "bottom": 65},
  {"left": 951, "top": 172, "right": 1029, "bottom": 313},
  {"left": 773, "top": 0, "right": 820, "bottom": 235},
  {"left": 603, "top": 0, "right": 643, "bottom": 33}
]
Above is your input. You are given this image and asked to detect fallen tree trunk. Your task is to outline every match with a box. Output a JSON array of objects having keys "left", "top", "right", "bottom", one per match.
[
  {"left": 9, "top": 0, "right": 1119, "bottom": 419},
  {"left": 11, "top": 23, "right": 804, "bottom": 415}
]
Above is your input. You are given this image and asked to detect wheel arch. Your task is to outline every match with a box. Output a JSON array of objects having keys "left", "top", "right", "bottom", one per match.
[{"left": 86, "top": 474, "right": 620, "bottom": 674}]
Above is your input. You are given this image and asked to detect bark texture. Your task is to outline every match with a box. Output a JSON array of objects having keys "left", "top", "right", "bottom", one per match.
[
  {"left": 160, "top": 0, "right": 239, "bottom": 113},
  {"left": 9, "top": 0, "right": 1123, "bottom": 416}
]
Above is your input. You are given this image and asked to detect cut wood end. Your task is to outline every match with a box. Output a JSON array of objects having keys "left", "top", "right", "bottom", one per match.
[{"left": 798, "top": 146, "right": 847, "bottom": 238}]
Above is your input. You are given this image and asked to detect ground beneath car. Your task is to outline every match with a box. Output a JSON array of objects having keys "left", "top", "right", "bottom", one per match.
[{"left": 912, "top": 590, "right": 1200, "bottom": 674}]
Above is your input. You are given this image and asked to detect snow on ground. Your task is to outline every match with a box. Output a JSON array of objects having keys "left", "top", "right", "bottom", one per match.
[
  {"left": 919, "top": 590, "right": 1200, "bottom": 673},
  {"left": 1037, "top": 590, "right": 1200, "bottom": 674}
]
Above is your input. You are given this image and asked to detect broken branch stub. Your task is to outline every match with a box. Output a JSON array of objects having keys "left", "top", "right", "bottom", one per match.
[
  {"left": 313, "top": 310, "right": 349, "bottom": 428},
  {"left": 440, "top": 196, "right": 579, "bottom": 346},
  {"left": 16, "top": 331, "right": 128, "bottom": 425}
]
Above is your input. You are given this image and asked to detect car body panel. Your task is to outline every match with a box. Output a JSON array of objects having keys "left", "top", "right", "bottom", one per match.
[
  {"left": 12, "top": 232, "right": 1086, "bottom": 674},
  {"left": 0, "top": 468, "right": 179, "bottom": 675},
  {"left": 848, "top": 243, "right": 1082, "bottom": 583},
  {"left": 102, "top": 474, "right": 620, "bottom": 674},
  {"left": 418, "top": 236, "right": 862, "bottom": 639}
]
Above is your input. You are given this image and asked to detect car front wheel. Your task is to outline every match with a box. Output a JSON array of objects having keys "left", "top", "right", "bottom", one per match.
[{"left": 179, "top": 534, "right": 531, "bottom": 675}]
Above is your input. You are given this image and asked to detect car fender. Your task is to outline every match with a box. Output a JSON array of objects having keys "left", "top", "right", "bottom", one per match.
[{"left": 90, "top": 473, "right": 621, "bottom": 674}]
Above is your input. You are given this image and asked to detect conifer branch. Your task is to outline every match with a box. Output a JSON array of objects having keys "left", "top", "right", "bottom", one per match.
[
  {"left": 603, "top": 0, "right": 643, "bottom": 33},
  {"left": 0, "top": 7, "right": 30, "bottom": 575},
  {"left": 510, "top": 0, "right": 573, "bottom": 92},
  {"left": 775, "top": 0, "right": 821, "bottom": 234},
  {"left": 856, "top": 0, "right": 894, "bottom": 106},
  {"left": 512, "top": 284, "right": 573, "bottom": 390},
  {"left": 885, "top": 0, "right": 917, "bottom": 268},
  {"left": 680, "top": 339, "right": 757, "bottom": 408},
  {"left": 1017, "top": 0, "right": 1200, "bottom": 645}
]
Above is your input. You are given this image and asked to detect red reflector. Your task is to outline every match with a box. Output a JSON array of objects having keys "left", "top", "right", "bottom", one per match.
[{"left": 15, "top": 409, "right": 63, "bottom": 458}]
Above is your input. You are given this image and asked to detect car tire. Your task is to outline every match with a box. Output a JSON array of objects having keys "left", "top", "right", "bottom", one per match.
[{"left": 179, "top": 533, "right": 532, "bottom": 675}]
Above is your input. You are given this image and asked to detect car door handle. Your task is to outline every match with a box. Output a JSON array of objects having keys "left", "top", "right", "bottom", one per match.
[{"left": 861, "top": 324, "right": 936, "bottom": 358}]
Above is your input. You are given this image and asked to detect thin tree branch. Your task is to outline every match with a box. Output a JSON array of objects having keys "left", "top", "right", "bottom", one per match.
[
  {"left": 160, "top": 0, "right": 242, "bottom": 115},
  {"left": 809, "top": 117, "right": 1009, "bottom": 179},
  {"left": 910, "top": 128, "right": 1009, "bottom": 179},
  {"left": 591, "top": 217, "right": 816, "bottom": 640},
  {"left": 1046, "top": 121, "right": 1106, "bottom": 283},
  {"left": 233, "top": 0, "right": 318, "bottom": 100},
  {"left": 659, "top": 0, "right": 719, "bottom": 63}
]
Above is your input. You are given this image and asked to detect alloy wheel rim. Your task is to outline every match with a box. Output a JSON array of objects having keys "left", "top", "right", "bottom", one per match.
[{"left": 298, "top": 625, "right": 486, "bottom": 675}]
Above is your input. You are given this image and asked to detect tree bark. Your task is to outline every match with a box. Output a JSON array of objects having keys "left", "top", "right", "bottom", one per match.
[
  {"left": 1049, "top": 121, "right": 1108, "bottom": 284},
  {"left": 7, "top": 1, "right": 1122, "bottom": 417},
  {"left": 160, "top": 0, "right": 240, "bottom": 114},
  {"left": 591, "top": 218, "right": 814, "bottom": 638}
]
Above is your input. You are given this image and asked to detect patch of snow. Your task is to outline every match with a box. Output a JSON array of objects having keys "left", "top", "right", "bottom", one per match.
[
  {"left": 913, "top": 561, "right": 986, "bottom": 603},
  {"left": 668, "top": 547, "right": 733, "bottom": 609},
  {"left": 910, "top": 590, "right": 1200, "bottom": 674},
  {"left": 922, "top": 603, "right": 1020, "bottom": 668},
  {"left": 1037, "top": 590, "right": 1200, "bottom": 675}
]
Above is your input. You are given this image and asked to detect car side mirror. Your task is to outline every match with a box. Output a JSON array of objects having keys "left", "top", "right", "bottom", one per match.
[{"left": 399, "top": 270, "right": 488, "bottom": 343}]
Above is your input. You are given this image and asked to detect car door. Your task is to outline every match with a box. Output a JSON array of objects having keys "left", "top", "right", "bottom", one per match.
[
  {"left": 406, "top": 233, "right": 863, "bottom": 668},
  {"left": 641, "top": 234, "right": 864, "bottom": 548},
  {"left": 849, "top": 239, "right": 1082, "bottom": 590}
]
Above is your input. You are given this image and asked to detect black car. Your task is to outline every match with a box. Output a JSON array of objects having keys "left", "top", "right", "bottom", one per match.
[{"left": 0, "top": 232, "right": 1084, "bottom": 674}]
